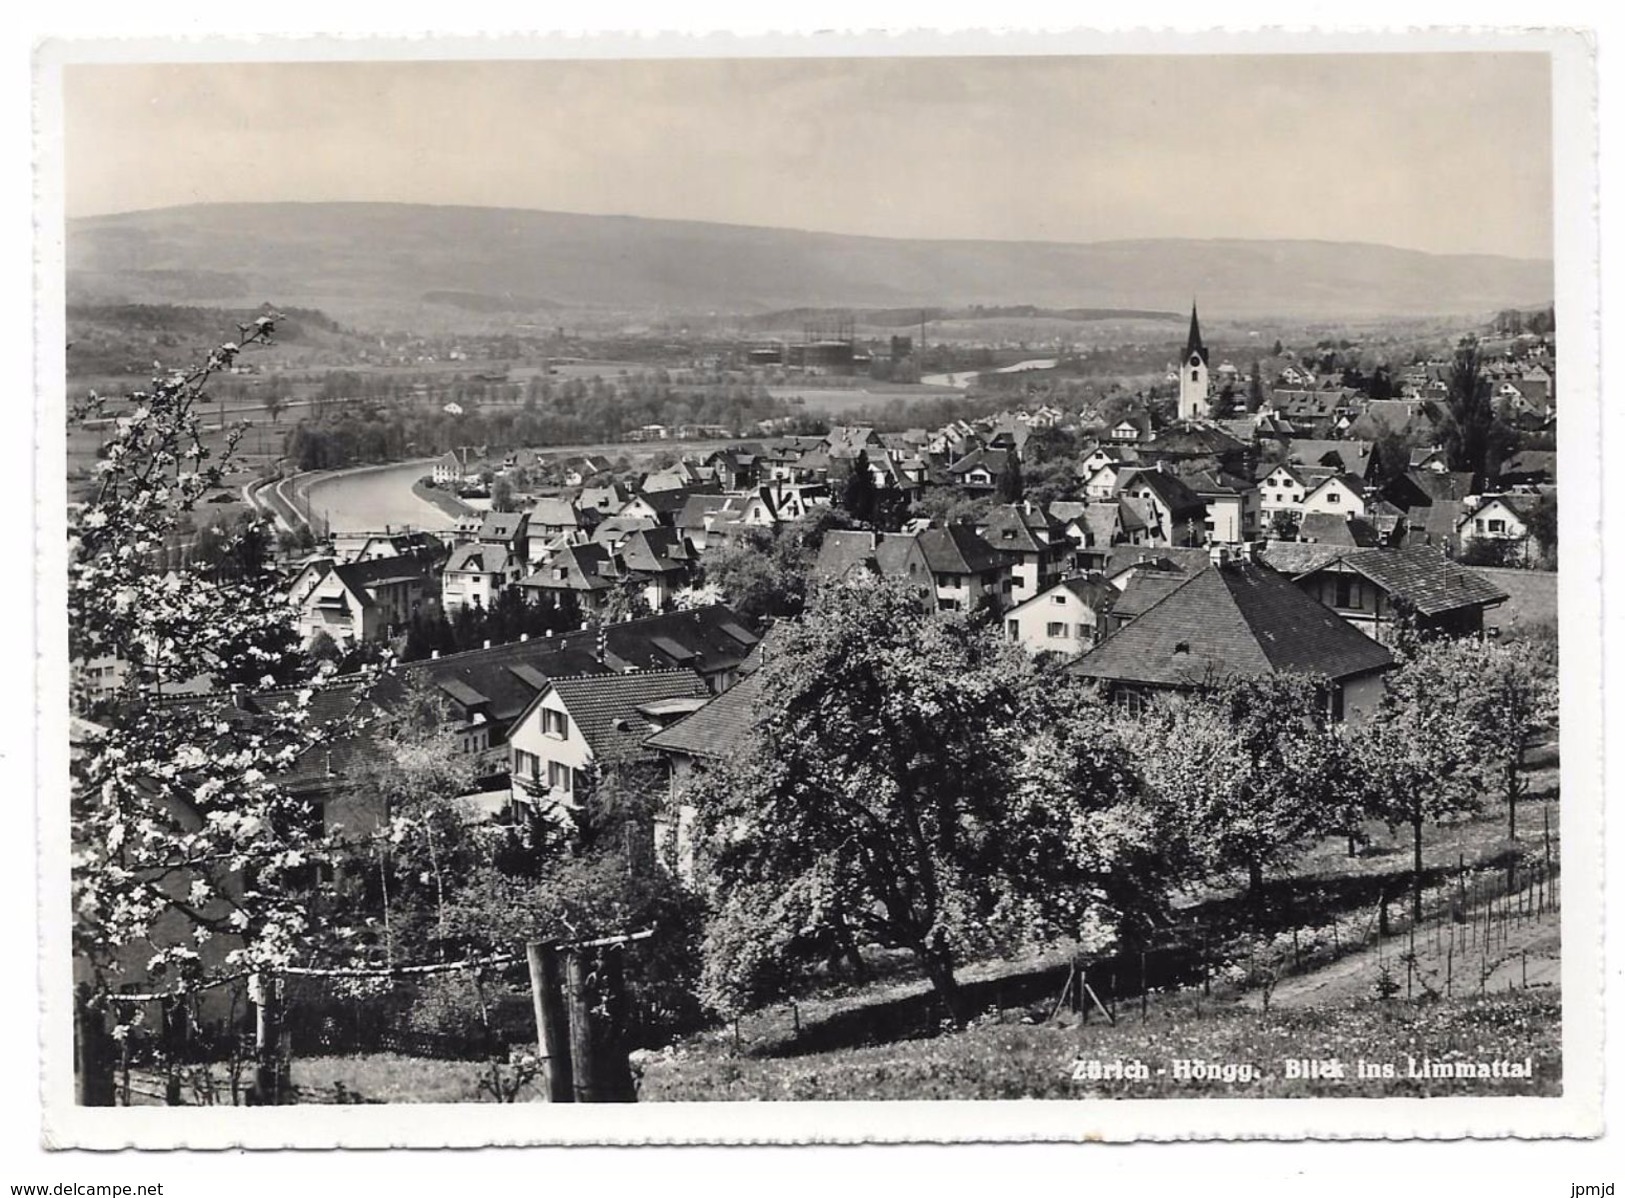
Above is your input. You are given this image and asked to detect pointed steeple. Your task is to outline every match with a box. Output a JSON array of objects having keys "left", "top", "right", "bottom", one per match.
[{"left": 1185, "top": 302, "right": 1208, "bottom": 365}]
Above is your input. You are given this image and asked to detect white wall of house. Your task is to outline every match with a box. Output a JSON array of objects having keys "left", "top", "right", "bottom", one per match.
[
  {"left": 296, "top": 574, "right": 375, "bottom": 644},
  {"left": 508, "top": 691, "right": 593, "bottom": 811},
  {"left": 1258, "top": 467, "right": 1308, "bottom": 516},
  {"left": 1004, "top": 586, "right": 1105, "bottom": 656},
  {"left": 1301, "top": 477, "right": 1368, "bottom": 518}
]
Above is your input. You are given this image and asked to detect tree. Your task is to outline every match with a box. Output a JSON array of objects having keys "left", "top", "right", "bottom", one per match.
[
  {"left": 1246, "top": 361, "right": 1265, "bottom": 413},
  {"left": 1470, "top": 641, "right": 1558, "bottom": 843},
  {"left": 996, "top": 456, "right": 1025, "bottom": 504},
  {"left": 1439, "top": 338, "right": 1516, "bottom": 491},
  {"left": 689, "top": 576, "right": 1150, "bottom": 1025},
  {"left": 489, "top": 475, "right": 517, "bottom": 513},
  {"left": 1268, "top": 510, "right": 1302, "bottom": 541},
  {"left": 1351, "top": 640, "right": 1498, "bottom": 922},
  {"left": 1124, "top": 674, "right": 1349, "bottom": 898},
  {"left": 69, "top": 315, "right": 364, "bottom": 1080},
  {"left": 840, "top": 451, "right": 878, "bottom": 524},
  {"left": 1527, "top": 490, "right": 1558, "bottom": 564}
]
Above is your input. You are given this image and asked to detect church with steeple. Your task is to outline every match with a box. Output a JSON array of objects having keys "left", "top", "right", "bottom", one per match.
[{"left": 1177, "top": 303, "right": 1212, "bottom": 421}]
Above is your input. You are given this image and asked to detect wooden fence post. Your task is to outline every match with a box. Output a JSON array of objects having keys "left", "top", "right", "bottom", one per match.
[
  {"left": 73, "top": 985, "right": 116, "bottom": 1107},
  {"left": 250, "top": 972, "right": 284, "bottom": 1106},
  {"left": 563, "top": 946, "right": 636, "bottom": 1103},
  {"left": 526, "top": 942, "right": 574, "bottom": 1103}
]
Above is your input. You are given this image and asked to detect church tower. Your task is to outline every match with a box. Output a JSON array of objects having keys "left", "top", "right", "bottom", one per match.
[{"left": 1178, "top": 302, "right": 1211, "bottom": 421}]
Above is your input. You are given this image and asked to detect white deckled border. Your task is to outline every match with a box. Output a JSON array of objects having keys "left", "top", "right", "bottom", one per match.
[{"left": 32, "top": 25, "right": 1602, "bottom": 1148}]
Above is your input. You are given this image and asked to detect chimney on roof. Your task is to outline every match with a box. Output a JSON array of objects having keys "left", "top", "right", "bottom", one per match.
[{"left": 1208, "top": 544, "right": 1232, "bottom": 568}]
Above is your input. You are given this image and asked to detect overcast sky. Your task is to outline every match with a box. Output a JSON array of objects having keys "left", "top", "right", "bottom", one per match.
[{"left": 62, "top": 53, "right": 1553, "bottom": 259}]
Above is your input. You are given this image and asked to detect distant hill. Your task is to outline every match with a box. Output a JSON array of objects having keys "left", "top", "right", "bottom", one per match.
[{"left": 66, "top": 203, "right": 1554, "bottom": 328}]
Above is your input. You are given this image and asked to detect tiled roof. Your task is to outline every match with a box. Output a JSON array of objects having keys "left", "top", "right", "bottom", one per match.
[
  {"left": 642, "top": 669, "right": 769, "bottom": 760},
  {"left": 445, "top": 544, "right": 513, "bottom": 576},
  {"left": 520, "top": 543, "right": 617, "bottom": 592},
  {"left": 1257, "top": 541, "right": 1348, "bottom": 576},
  {"left": 330, "top": 552, "right": 439, "bottom": 596},
  {"left": 546, "top": 669, "right": 709, "bottom": 762},
  {"left": 1286, "top": 439, "right": 1372, "bottom": 476},
  {"left": 1297, "top": 512, "right": 1381, "bottom": 547},
  {"left": 1117, "top": 468, "right": 1207, "bottom": 517},
  {"left": 529, "top": 496, "right": 582, "bottom": 528},
  {"left": 1342, "top": 546, "right": 1509, "bottom": 617},
  {"left": 1073, "top": 562, "right": 1392, "bottom": 686},
  {"left": 917, "top": 524, "right": 1010, "bottom": 576},
  {"left": 979, "top": 505, "right": 1058, "bottom": 554},
  {"left": 478, "top": 512, "right": 528, "bottom": 542}
]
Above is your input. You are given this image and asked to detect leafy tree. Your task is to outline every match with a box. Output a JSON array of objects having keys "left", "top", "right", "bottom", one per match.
[
  {"left": 1370, "top": 429, "right": 1415, "bottom": 484},
  {"left": 840, "top": 451, "right": 878, "bottom": 524},
  {"left": 996, "top": 456, "right": 1025, "bottom": 504},
  {"left": 1122, "top": 675, "right": 1348, "bottom": 898},
  {"left": 911, "top": 487, "right": 995, "bottom": 528},
  {"left": 1526, "top": 490, "right": 1558, "bottom": 563},
  {"left": 1268, "top": 510, "right": 1302, "bottom": 541},
  {"left": 689, "top": 577, "right": 1150, "bottom": 1024},
  {"left": 1439, "top": 338, "right": 1517, "bottom": 491},
  {"left": 1351, "top": 640, "right": 1498, "bottom": 921},
  {"left": 489, "top": 475, "right": 517, "bottom": 513},
  {"left": 1471, "top": 641, "right": 1559, "bottom": 842},
  {"left": 1247, "top": 361, "right": 1265, "bottom": 413}
]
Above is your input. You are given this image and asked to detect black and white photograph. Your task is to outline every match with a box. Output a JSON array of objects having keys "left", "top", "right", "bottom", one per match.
[{"left": 30, "top": 27, "right": 1604, "bottom": 1153}]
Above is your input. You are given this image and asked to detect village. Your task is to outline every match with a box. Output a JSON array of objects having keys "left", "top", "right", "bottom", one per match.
[{"left": 64, "top": 298, "right": 1563, "bottom": 1107}]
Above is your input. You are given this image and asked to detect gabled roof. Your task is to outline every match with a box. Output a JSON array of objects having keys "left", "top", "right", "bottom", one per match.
[
  {"left": 1072, "top": 563, "right": 1393, "bottom": 687},
  {"left": 947, "top": 446, "right": 1012, "bottom": 477},
  {"left": 520, "top": 543, "right": 617, "bottom": 592},
  {"left": 916, "top": 524, "right": 1010, "bottom": 576},
  {"left": 979, "top": 504, "right": 1059, "bottom": 554},
  {"left": 1285, "top": 439, "right": 1372, "bottom": 476},
  {"left": 327, "top": 551, "right": 440, "bottom": 598},
  {"left": 478, "top": 511, "right": 529, "bottom": 543},
  {"left": 1116, "top": 468, "right": 1206, "bottom": 518},
  {"left": 1007, "top": 574, "right": 1118, "bottom": 620},
  {"left": 642, "top": 669, "right": 769, "bottom": 760},
  {"left": 539, "top": 670, "right": 709, "bottom": 762},
  {"left": 529, "top": 496, "right": 582, "bottom": 528},
  {"left": 618, "top": 527, "right": 695, "bottom": 576},
  {"left": 1297, "top": 512, "right": 1381, "bottom": 547},
  {"left": 1339, "top": 546, "right": 1508, "bottom": 617},
  {"left": 445, "top": 543, "right": 513, "bottom": 576}
]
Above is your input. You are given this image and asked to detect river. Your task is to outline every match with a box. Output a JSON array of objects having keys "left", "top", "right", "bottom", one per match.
[{"left": 298, "top": 459, "right": 455, "bottom": 534}]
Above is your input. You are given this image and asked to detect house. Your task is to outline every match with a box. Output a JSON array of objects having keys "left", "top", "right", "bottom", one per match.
[
  {"left": 1003, "top": 575, "right": 1119, "bottom": 657},
  {"left": 1115, "top": 468, "right": 1207, "bottom": 547},
  {"left": 563, "top": 455, "right": 616, "bottom": 487},
  {"left": 1295, "top": 512, "right": 1383, "bottom": 547},
  {"left": 432, "top": 447, "right": 483, "bottom": 486},
  {"left": 1299, "top": 473, "right": 1370, "bottom": 519},
  {"left": 1285, "top": 439, "right": 1373, "bottom": 479},
  {"left": 506, "top": 670, "right": 710, "bottom": 814},
  {"left": 578, "top": 481, "right": 632, "bottom": 514},
  {"left": 619, "top": 485, "right": 717, "bottom": 527},
  {"left": 616, "top": 527, "right": 700, "bottom": 611},
  {"left": 333, "top": 529, "right": 445, "bottom": 565},
  {"left": 1109, "top": 412, "right": 1155, "bottom": 444},
  {"left": 947, "top": 447, "right": 1013, "bottom": 492},
  {"left": 976, "top": 504, "right": 1068, "bottom": 606},
  {"left": 519, "top": 542, "right": 621, "bottom": 613},
  {"left": 1188, "top": 471, "right": 1261, "bottom": 544},
  {"left": 1070, "top": 555, "right": 1394, "bottom": 719},
  {"left": 527, "top": 496, "right": 590, "bottom": 553},
  {"left": 442, "top": 543, "right": 523, "bottom": 613},
  {"left": 705, "top": 449, "right": 759, "bottom": 491},
  {"left": 1259, "top": 543, "right": 1508, "bottom": 643},
  {"left": 476, "top": 511, "right": 530, "bottom": 562},
  {"left": 813, "top": 530, "right": 933, "bottom": 589},
  {"left": 289, "top": 552, "right": 442, "bottom": 646},
  {"left": 642, "top": 669, "right": 771, "bottom": 878},
  {"left": 674, "top": 492, "right": 736, "bottom": 551},
  {"left": 1498, "top": 450, "right": 1557, "bottom": 488},
  {"left": 1257, "top": 463, "right": 1333, "bottom": 520},
  {"left": 1456, "top": 493, "right": 1545, "bottom": 565},
  {"left": 915, "top": 525, "right": 1012, "bottom": 612}
]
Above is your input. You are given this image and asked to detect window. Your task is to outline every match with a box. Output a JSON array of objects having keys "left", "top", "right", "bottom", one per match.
[
  {"left": 1489, "top": 519, "right": 1506, "bottom": 534},
  {"left": 548, "top": 761, "right": 573, "bottom": 793},
  {"left": 542, "top": 708, "right": 569, "bottom": 739},
  {"left": 1047, "top": 622, "right": 1067, "bottom": 638},
  {"left": 1326, "top": 491, "right": 1340, "bottom": 504},
  {"left": 513, "top": 748, "right": 541, "bottom": 779},
  {"left": 1006, "top": 620, "right": 1019, "bottom": 638},
  {"left": 1190, "top": 370, "right": 1199, "bottom": 382},
  {"left": 1334, "top": 577, "right": 1363, "bottom": 608},
  {"left": 1052, "top": 595, "right": 1066, "bottom": 605}
]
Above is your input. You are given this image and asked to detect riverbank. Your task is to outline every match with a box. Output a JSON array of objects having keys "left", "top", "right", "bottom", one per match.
[{"left": 412, "top": 476, "right": 478, "bottom": 521}]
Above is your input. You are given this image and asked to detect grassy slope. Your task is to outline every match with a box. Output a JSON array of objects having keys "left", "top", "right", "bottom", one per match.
[{"left": 638, "top": 992, "right": 1561, "bottom": 1101}]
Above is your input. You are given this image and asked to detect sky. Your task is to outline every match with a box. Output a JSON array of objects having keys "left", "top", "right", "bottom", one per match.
[{"left": 62, "top": 51, "right": 1554, "bottom": 259}]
